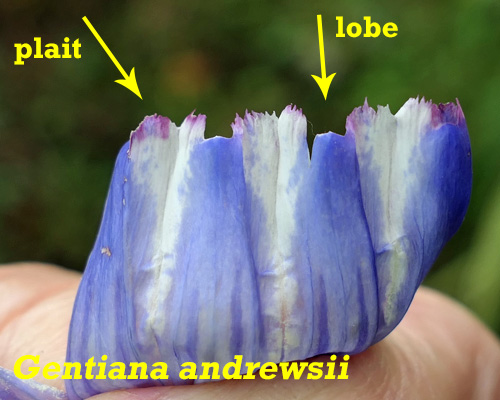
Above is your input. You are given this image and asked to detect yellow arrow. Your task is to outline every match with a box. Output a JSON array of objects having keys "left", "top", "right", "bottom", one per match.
[
  {"left": 82, "top": 16, "right": 142, "bottom": 100},
  {"left": 311, "top": 15, "right": 336, "bottom": 100}
]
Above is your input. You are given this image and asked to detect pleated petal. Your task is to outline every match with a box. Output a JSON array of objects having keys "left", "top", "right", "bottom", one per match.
[
  {"left": 53, "top": 99, "right": 470, "bottom": 398},
  {"left": 346, "top": 98, "right": 472, "bottom": 340},
  {"left": 237, "top": 106, "right": 313, "bottom": 363}
]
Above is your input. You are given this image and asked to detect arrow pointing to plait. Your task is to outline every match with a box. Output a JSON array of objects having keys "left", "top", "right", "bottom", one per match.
[
  {"left": 82, "top": 16, "right": 142, "bottom": 100},
  {"left": 311, "top": 15, "right": 336, "bottom": 100}
]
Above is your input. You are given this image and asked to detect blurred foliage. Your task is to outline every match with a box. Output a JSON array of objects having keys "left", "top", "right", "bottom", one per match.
[{"left": 0, "top": 0, "right": 499, "bottom": 334}]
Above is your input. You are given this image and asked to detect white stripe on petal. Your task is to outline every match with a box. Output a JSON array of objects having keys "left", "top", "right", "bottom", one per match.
[
  {"left": 350, "top": 98, "right": 437, "bottom": 325},
  {"left": 240, "top": 106, "right": 310, "bottom": 361}
]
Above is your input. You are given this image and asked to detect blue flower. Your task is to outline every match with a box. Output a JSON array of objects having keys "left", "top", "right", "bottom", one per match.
[{"left": 0, "top": 98, "right": 472, "bottom": 399}]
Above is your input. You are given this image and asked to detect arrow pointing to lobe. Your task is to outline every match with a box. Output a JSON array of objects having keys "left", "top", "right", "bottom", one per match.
[
  {"left": 311, "top": 15, "right": 336, "bottom": 100},
  {"left": 82, "top": 16, "right": 142, "bottom": 100}
]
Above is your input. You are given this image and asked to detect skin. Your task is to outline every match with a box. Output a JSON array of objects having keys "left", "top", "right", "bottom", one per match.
[{"left": 1, "top": 263, "right": 499, "bottom": 400}]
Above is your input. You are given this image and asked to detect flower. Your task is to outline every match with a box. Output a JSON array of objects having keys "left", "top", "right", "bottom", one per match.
[{"left": 0, "top": 98, "right": 472, "bottom": 399}]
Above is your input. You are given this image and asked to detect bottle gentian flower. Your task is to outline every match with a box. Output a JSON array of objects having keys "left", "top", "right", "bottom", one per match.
[{"left": 0, "top": 98, "right": 472, "bottom": 400}]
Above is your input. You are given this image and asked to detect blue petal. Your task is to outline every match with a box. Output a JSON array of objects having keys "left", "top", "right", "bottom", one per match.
[
  {"left": 60, "top": 99, "right": 471, "bottom": 398},
  {"left": 0, "top": 366, "right": 67, "bottom": 400},
  {"left": 303, "top": 131, "right": 378, "bottom": 355}
]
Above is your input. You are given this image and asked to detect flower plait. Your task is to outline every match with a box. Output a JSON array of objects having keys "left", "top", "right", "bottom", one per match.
[{"left": 0, "top": 98, "right": 472, "bottom": 400}]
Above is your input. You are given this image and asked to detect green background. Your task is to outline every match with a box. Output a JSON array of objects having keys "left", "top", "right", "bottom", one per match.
[{"left": 0, "top": 0, "right": 499, "bottom": 334}]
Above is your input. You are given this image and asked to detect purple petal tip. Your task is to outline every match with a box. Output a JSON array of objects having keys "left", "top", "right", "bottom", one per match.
[
  {"left": 183, "top": 112, "right": 206, "bottom": 126},
  {"left": 430, "top": 100, "right": 466, "bottom": 129},
  {"left": 283, "top": 104, "right": 302, "bottom": 115},
  {"left": 231, "top": 114, "right": 244, "bottom": 135},
  {"left": 346, "top": 99, "right": 376, "bottom": 132},
  {"left": 130, "top": 114, "right": 171, "bottom": 148}
]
